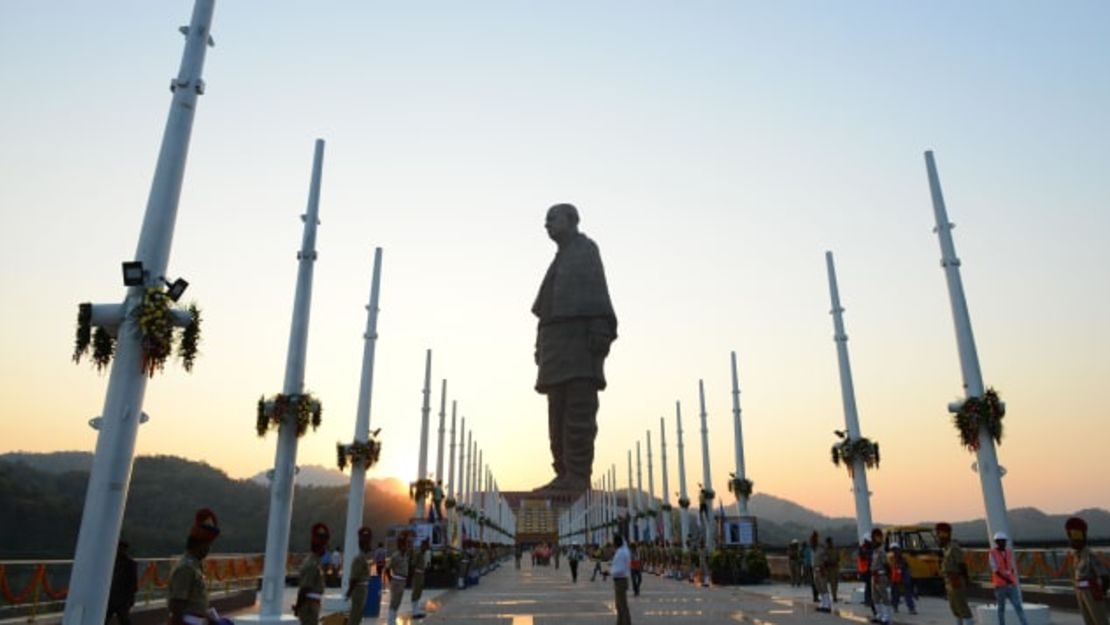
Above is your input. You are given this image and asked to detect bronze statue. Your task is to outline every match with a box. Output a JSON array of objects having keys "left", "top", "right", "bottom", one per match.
[{"left": 532, "top": 203, "right": 617, "bottom": 492}]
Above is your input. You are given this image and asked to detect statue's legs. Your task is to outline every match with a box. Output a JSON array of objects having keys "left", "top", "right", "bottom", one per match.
[
  {"left": 546, "top": 388, "right": 567, "bottom": 479},
  {"left": 560, "top": 378, "right": 599, "bottom": 491}
]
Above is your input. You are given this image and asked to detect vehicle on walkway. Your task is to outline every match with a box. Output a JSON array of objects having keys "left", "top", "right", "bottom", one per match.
[{"left": 880, "top": 525, "right": 944, "bottom": 595}]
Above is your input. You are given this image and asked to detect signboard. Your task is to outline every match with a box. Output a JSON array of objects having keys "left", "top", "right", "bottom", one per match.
[{"left": 722, "top": 516, "right": 758, "bottom": 546}]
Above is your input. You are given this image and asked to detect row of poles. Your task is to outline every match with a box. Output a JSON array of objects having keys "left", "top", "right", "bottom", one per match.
[
  {"left": 558, "top": 356, "right": 747, "bottom": 554},
  {"left": 560, "top": 153, "right": 1014, "bottom": 559},
  {"left": 61, "top": 2, "right": 1013, "bottom": 623},
  {"left": 60, "top": 4, "right": 519, "bottom": 625}
]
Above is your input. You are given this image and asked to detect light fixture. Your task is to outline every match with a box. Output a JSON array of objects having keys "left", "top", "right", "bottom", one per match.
[
  {"left": 121, "top": 261, "right": 145, "bottom": 286},
  {"left": 165, "top": 277, "right": 189, "bottom": 302}
]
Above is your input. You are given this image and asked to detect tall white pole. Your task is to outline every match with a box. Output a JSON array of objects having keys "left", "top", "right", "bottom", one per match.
[
  {"left": 436, "top": 379, "right": 447, "bottom": 484},
  {"left": 447, "top": 403, "right": 457, "bottom": 544},
  {"left": 414, "top": 350, "right": 432, "bottom": 519},
  {"left": 660, "top": 417, "right": 673, "bottom": 544},
  {"left": 825, "top": 251, "right": 875, "bottom": 540},
  {"left": 698, "top": 380, "right": 716, "bottom": 551},
  {"left": 257, "top": 139, "right": 326, "bottom": 622},
  {"left": 675, "top": 401, "right": 690, "bottom": 550},
  {"left": 729, "top": 351, "right": 750, "bottom": 516},
  {"left": 463, "top": 430, "right": 472, "bottom": 540},
  {"left": 626, "top": 450, "right": 635, "bottom": 540},
  {"left": 478, "top": 451, "right": 485, "bottom": 542},
  {"left": 63, "top": 4, "right": 215, "bottom": 623},
  {"left": 646, "top": 430, "right": 656, "bottom": 542},
  {"left": 635, "top": 441, "right": 645, "bottom": 541},
  {"left": 925, "top": 151, "right": 1011, "bottom": 542},
  {"left": 339, "top": 248, "right": 383, "bottom": 596}
]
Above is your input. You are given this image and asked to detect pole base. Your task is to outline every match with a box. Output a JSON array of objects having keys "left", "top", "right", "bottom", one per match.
[{"left": 236, "top": 614, "right": 299, "bottom": 625}]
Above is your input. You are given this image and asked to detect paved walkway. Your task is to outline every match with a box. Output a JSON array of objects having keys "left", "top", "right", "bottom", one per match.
[{"left": 354, "top": 559, "right": 1088, "bottom": 625}]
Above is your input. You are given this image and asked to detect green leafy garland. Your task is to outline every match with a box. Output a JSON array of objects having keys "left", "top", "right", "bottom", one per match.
[
  {"left": 700, "top": 487, "right": 716, "bottom": 502},
  {"left": 336, "top": 434, "right": 382, "bottom": 471},
  {"left": 445, "top": 497, "right": 457, "bottom": 510},
  {"left": 678, "top": 496, "right": 691, "bottom": 509},
  {"left": 728, "top": 475, "right": 755, "bottom": 499},
  {"left": 661, "top": 503, "right": 673, "bottom": 512},
  {"left": 73, "top": 293, "right": 200, "bottom": 376},
  {"left": 952, "top": 388, "right": 1004, "bottom": 451},
  {"left": 831, "top": 435, "right": 880, "bottom": 477},
  {"left": 256, "top": 393, "right": 322, "bottom": 437},
  {"left": 409, "top": 478, "right": 436, "bottom": 501},
  {"left": 178, "top": 304, "right": 201, "bottom": 372},
  {"left": 73, "top": 303, "right": 92, "bottom": 362}
]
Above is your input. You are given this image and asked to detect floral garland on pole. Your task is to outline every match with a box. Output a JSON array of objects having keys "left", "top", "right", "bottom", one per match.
[
  {"left": 445, "top": 497, "right": 457, "bottom": 510},
  {"left": 336, "top": 433, "right": 382, "bottom": 471},
  {"left": 72, "top": 291, "right": 202, "bottom": 376},
  {"left": 256, "top": 393, "right": 322, "bottom": 437},
  {"left": 409, "top": 478, "right": 436, "bottom": 501},
  {"left": 678, "top": 496, "right": 691, "bottom": 510},
  {"left": 830, "top": 434, "right": 880, "bottom": 478},
  {"left": 660, "top": 503, "right": 673, "bottom": 513},
  {"left": 728, "top": 474, "right": 754, "bottom": 499},
  {"left": 951, "top": 388, "right": 1004, "bottom": 452}
]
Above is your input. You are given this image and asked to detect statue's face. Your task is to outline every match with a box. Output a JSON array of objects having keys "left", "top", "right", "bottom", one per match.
[{"left": 545, "top": 206, "right": 574, "bottom": 242}]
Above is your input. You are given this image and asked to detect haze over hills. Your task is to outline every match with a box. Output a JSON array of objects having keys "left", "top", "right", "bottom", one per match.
[{"left": 1, "top": 452, "right": 1106, "bottom": 559}]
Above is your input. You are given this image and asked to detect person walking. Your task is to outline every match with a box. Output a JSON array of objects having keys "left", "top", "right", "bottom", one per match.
[
  {"left": 1066, "top": 517, "right": 1109, "bottom": 625},
  {"left": 167, "top": 510, "right": 220, "bottom": 625},
  {"left": 568, "top": 545, "right": 581, "bottom": 582},
  {"left": 989, "top": 532, "right": 1029, "bottom": 625},
  {"left": 611, "top": 535, "right": 632, "bottom": 625},
  {"left": 294, "top": 523, "right": 329, "bottom": 625},
  {"left": 814, "top": 533, "right": 832, "bottom": 613},
  {"left": 825, "top": 537, "right": 842, "bottom": 603},
  {"left": 630, "top": 542, "right": 643, "bottom": 597},
  {"left": 788, "top": 540, "right": 802, "bottom": 587},
  {"left": 410, "top": 538, "right": 430, "bottom": 619},
  {"left": 870, "top": 529, "right": 892, "bottom": 625},
  {"left": 802, "top": 533, "right": 817, "bottom": 602},
  {"left": 859, "top": 535, "right": 877, "bottom": 619},
  {"left": 386, "top": 532, "right": 411, "bottom": 625},
  {"left": 106, "top": 541, "right": 137, "bottom": 625},
  {"left": 937, "top": 522, "right": 974, "bottom": 625},
  {"left": 346, "top": 527, "right": 373, "bottom": 625},
  {"left": 374, "top": 542, "right": 389, "bottom": 584},
  {"left": 889, "top": 542, "right": 917, "bottom": 615}
]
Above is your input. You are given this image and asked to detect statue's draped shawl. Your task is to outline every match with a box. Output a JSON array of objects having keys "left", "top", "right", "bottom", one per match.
[
  {"left": 532, "top": 232, "right": 617, "bottom": 392},
  {"left": 532, "top": 233, "right": 617, "bottom": 326}
]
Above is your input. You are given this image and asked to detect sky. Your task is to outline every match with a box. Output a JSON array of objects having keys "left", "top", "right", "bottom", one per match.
[{"left": 1, "top": 1, "right": 1108, "bottom": 526}]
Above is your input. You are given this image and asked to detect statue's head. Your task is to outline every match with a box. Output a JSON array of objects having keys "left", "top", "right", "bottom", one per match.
[{"left": 545, "top": 203, "right": 580, "bottom": 244}]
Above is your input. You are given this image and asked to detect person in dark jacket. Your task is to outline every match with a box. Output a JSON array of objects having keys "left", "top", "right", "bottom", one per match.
[{"left": 106, "top": 541, "right": 137, "bottom": 625}]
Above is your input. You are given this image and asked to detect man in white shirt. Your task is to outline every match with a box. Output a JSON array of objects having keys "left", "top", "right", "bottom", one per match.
[{"left": 610, "top": 534, "right": 632, "bottom": 625}]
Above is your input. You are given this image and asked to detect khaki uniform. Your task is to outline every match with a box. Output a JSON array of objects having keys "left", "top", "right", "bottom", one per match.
[
  {"left": 387, "top": 550, "right": 409, "bottom": 611},
  {"left": 297, "top": 553, "right": 324, "bottom": 625},
  {"left": 167, "top": 554, "right": 208, "bottom": 624},
  {"left": 347, "top": 549, "right": 372, "bottom": 624},
  {"left": 813, "top": 545, "right": 830, "bottom": 595},
  {"left": 410, "top": 549, "right": 428, "bottom": 605},
  {"left": 1073, "top": 546, "right": 1109, "bottom": 625},
  {"left": 942, "top": 540, "right": 973, "bottom": 619},
  {"left": 870, "top": 547, "right": 891, "bottom": 605},
  {"left": 826, "top": 546, "right": 842, "bottom": 601}
]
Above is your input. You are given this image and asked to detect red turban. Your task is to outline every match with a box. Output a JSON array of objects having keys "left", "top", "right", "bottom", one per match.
[{"left": 190, "top": 508, "right": 220, "bottom": 543}]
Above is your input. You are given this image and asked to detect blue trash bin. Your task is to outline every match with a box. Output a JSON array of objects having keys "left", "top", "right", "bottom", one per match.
[{"left": 363, "top": 575, "right": 382, "bottom": 617}]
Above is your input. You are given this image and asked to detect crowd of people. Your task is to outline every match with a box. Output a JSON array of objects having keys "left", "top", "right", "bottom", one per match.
[{"left": 96, "top": 510, "right": 1108, "bottom": 625}]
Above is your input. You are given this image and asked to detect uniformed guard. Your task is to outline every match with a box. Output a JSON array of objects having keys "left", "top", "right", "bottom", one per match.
[
  {"left": 387, "top": 531, "right": 411, "bottom": 625},
  {"left": 346, "top": 527, "right": 373, "bottom": 625},
  {"left": 410, "top": 538, "right": 430, "bottom": 619},
  {"left": 1067, "top": 517, "right": 1109, "bottom": 625},
  {"left": 937, "top": 522, "right": 974, "bottom": 625},
  {"left": 167, "top": 509, "right": 221, "bottom": 625},
  {"left": 869, "top": 528, "right": 892, "bottom": 625},
  {"left": 294, "top": 523, "right": 329, "bottom": 625},
  {"left": 813, "top": 532, "right": 832, "bottom": 612}
]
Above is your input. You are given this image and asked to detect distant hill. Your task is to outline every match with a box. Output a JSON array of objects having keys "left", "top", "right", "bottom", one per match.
[
  {"left": 249, "top": 464, "right": 350, "bottom": 488},
  {"left": 0, "top": 453, "right": 413, "bottom": 559}
]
